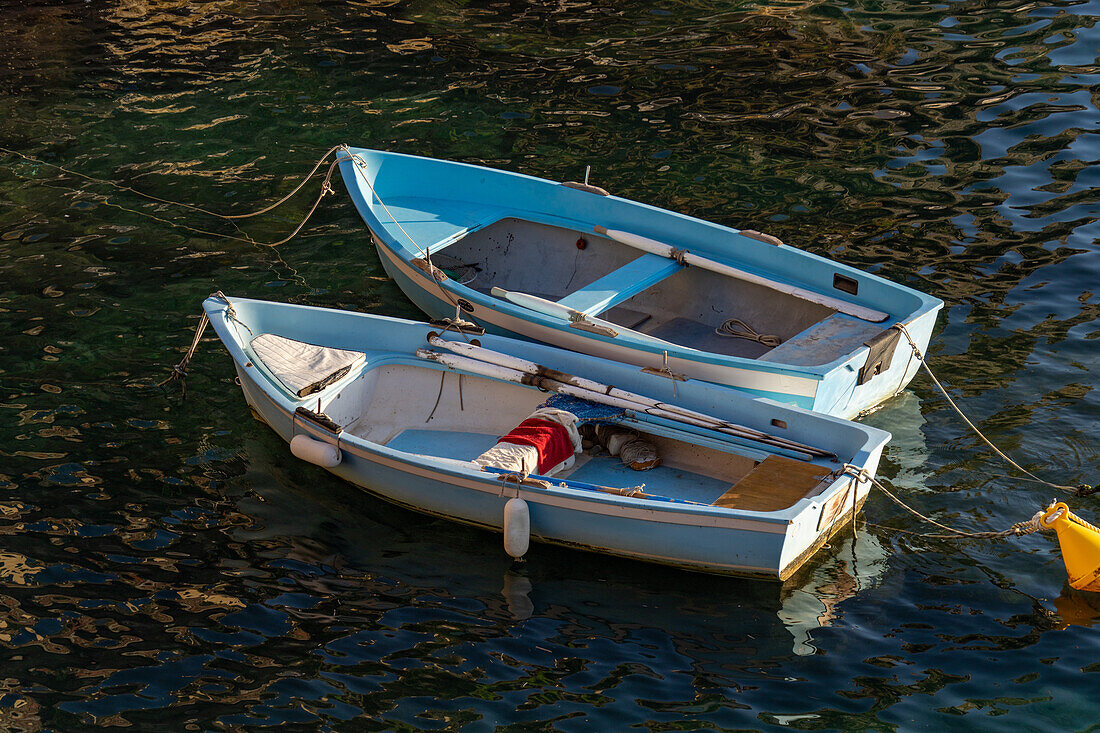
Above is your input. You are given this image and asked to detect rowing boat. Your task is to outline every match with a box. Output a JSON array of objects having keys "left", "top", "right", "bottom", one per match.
[
  {"left": 203, "top": 294, "right": 890, "bottom": 580},
  {"left": 337, "top": 147, "right": 943, "bottom": 419}
]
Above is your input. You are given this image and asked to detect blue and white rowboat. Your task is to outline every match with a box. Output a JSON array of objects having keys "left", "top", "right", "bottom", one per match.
[
  {"left": 338, "top": 147, "right": 943, "bottom": 419},
  {"left": 204, "top": 294, "right": 890, "bottom": 581}
]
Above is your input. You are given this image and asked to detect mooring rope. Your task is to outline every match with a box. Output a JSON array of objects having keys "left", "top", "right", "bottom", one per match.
[
  {"left": 0, "top": 144, "right": 343, "bottom": 249},
  {"left": 341, "top": 147, "right": 475, "bottom": 342},
  {"left": 157, "top": 292, "right": 243, "bottom": 398},
  {"left": 157, "top": 312, "right": 209, "bottom": 398},
  {"left": 895, "top": 324, "right": 1093, "bottom": 497},
  {"left": 0, "top": 144, "right": 342, "bottom": 220},
  {"left": 841, "top": 465, "right": 1047, "bottom": 541}
]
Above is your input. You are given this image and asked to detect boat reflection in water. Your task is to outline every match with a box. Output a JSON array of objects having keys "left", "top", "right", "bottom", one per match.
[
  {"left": 777, "top": 389, "right": 928, "bottom": 654},
  {"left": 232, "top": 420, "right": 904, "bottom": 658},
  {"left": 777, "top": 532, "right": 889, "bottom": 655}
]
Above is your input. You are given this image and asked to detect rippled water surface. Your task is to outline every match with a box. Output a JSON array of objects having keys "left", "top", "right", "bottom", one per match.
[{"left": 1, "top": 0, "right": 1098, "bottom": 729}]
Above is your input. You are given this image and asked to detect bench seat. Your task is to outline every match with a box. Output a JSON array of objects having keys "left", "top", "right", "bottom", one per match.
[
  {"left": 557, "top": 253, "right": 682, "bottom": 315},
  {"left": 711, "top": 455, "right": 832, "bottom": 512},
  {"left": 759, "top": 313, "right": 885, "bottom": 367}
]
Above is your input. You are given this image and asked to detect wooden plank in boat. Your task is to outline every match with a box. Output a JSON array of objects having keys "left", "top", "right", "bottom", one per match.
[
  {"left": 759, "top": 313, "right": 884, "bottom": 367},
  {"left": 712, "top": 455, "right": 832, "bottom": 512},
  {"left": 557, "top": 253, "right": 681, "bottom": 315}
]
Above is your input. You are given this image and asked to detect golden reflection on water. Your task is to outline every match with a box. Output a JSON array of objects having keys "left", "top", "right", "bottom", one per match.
[{"left": 0, "top": 0, "right": 1097, "bottom": 727}]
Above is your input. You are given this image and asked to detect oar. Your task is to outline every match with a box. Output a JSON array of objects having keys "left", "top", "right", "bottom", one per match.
[
  {"left": 479, "top": 465, "right": 709, "bottom": 506},
  {"left": 593, "top": 226, "right": 889, "bottom": 323},
  {"left": 417, "top": 348, "right": 818, "bottom": 461},
  {"left": 425, "top": 335, "right": 831, "bottom": 458},
  {"left": 489, "top": 287, "right": 619, "bottom": 337},
  {"left": 416, "top": 346, "right": 828, "bottom": 460}
]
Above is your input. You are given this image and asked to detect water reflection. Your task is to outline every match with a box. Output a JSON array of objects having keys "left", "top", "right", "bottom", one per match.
[
  {"left": 1052, "top": 587, "right": 1100, "bottom": 629},
  {"left": 0, "top": 0, "right": 1098, "bottom": 727},
  {"left": 245, "top": 429, "right": 891, "bottom": 662},
  {"left": 502, "top": 569, "right": 534, "bottom": 621}
]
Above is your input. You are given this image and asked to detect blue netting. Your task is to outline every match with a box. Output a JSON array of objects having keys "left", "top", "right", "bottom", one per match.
[{"left": 539, "top": 393, "right": 625, "bottom": 424}]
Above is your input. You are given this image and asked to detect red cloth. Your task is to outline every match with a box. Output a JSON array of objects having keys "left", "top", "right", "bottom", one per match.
[{"left": 498, "top": 418, "right": 574, "bottom": 474}]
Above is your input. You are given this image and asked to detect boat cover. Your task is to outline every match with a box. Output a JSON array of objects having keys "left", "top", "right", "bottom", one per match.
[
  {"left": 475, "top": 407, "right": 581, "bottom": 475},
  {"left": 250, "top": 333, "right": 366, "bottom": 397}
]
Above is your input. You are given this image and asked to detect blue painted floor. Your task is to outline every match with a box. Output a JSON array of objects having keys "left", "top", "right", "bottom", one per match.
[
  {"left": 387, "top": 430, "right": 729, "bottom": 504},
  {"left": 387, "top": 429, "right": 499, "bottom": 461},
  {"left": 564, "top": 456, "right": 730, "bottom": 504}
]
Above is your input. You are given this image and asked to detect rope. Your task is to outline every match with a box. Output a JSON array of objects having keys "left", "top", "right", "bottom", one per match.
[
  {"left": 0, "top": 144, "right": 342, "bottom": 221},
  {"left": 157, "top": 311, "right": 209, "bottom": 399},
  {"left": 341, "top": 148, "right": 429, "bottom": 259},
  {"left": 499, "top": 472, "right": 551, "bottom": 491},
  {"left": 1, "top": 145, "right": 343, "bottom": 249},
  {"left": 342, "top": 148, "right": 474, "bottom": 343},
  {"left": 157, "top": 293, "right": 241, "bottom": 398},
  {"left": 714, "top": 318, "right": 782, "bottom": 348},
  {"left": 841, "top": 465, "right": 1047, "bottom": 541},
  {"left": 895, "top": 324, "right": 1092, "bottom": 497}
]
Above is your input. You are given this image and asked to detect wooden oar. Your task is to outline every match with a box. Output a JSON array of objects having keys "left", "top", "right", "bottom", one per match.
[
  {"left": 594, "top": 226, "right": 889, "bottom": 323},
  {"left": 416, "top": 345, "right": 829, "bottom": 460},
  {"left": 416, "top": 348, "right": 817, "bottom": 461},
  {"left": 489, "top": 287, "right": 619, "bottom": 337},
  {"left": 479, "top": 465, "right": 709, "bottom": 506},
  {"left": 425, "top": 335, "right": 831, "bottom": 458}
]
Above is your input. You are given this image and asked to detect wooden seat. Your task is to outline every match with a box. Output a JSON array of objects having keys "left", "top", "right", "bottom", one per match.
[
  {"left": 711, "top": 455, "right": 832, "bottom": 512},
  {"left": 759, "top": 313, "right": 884, "bottom": 367},
  {"left": 557, "top": 253, "right": 681, "bottom": 315}
]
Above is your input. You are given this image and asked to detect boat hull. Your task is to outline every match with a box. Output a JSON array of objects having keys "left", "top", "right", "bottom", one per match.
[
  {"left": 207, "top": 296, "right": 888, "bottom": 581},
  {"left": 240, "top": 366, "right": 875, "bottom": 581},
  {"left": 338, "top": 148, "right": 943, "bottom": 419}
]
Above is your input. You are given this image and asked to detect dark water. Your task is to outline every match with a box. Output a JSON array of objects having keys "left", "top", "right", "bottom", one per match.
[{"left": 1, "top": 0, "right": 1098, "bottom": 729}]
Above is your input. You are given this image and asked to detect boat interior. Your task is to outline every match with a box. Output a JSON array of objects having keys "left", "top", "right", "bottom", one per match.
[
  {"left": 431, "top": 217, "right": 887, "bottom": 366},
  {"left": 305, "top": 357, "right": 836, "bottom": 512}
]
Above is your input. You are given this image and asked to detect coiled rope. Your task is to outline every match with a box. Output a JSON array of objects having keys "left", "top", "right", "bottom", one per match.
[
  {"left": 894, "top": 324, "right": 1092, "bottom": 497},
  {"left": 714, "top": 318, "right": 782, "bottom": 348}
]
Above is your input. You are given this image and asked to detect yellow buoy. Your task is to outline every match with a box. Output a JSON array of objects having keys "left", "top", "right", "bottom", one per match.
[{"left": 1041, "top": 502, "right": 1100, "bottom": 593}]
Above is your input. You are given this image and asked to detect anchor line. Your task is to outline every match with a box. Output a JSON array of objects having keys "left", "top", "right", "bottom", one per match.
[
  {"left": 0, "top": 144, "right": 343, "bottom": 250},
  {"left": 840, "top": 465, "right": 1046, "bottom": 541},
  {"left": 895, "top": 324, "right": 1092, "bottom": 498}
]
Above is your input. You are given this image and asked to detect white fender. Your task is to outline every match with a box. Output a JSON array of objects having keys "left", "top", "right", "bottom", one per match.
[
  {"left": 503, "top": 497, "right": 530, "bottom": 559},
  {"left": 290, "top": 434, "right": 341, "bottom": 468}
]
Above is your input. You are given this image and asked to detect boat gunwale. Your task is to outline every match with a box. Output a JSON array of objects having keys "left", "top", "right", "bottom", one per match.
[{"left": 342, "top": 146, "right": 942, "bottom": 317}]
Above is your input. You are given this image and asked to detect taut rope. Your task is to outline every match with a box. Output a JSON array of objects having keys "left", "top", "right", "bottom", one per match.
[
  {"left": 895, "top": 324, "right": 1092, "bottom": 497},
  {"left": 341, "top": 147, "right": 475, "bottom": 342},
  {"left": 840, "top": 465, "right": 1047, "bottom": 541}
]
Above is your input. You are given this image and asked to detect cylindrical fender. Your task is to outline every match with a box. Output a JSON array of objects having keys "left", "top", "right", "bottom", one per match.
[
  {"left": 503, "top": 497, "right": 530, "bottom": 559},
  {"left": 290, "top": 434, "right": 341, "bottom": 468}
]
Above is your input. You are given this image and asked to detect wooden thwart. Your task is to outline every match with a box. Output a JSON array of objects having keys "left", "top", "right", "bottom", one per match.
[{"left": 712, "top": 455, "right": 832, "bottom": 512}]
